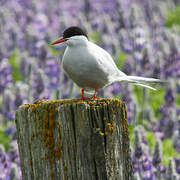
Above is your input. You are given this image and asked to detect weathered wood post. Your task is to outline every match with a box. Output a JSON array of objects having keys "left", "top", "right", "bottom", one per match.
[{"left": 15, "top": 98, "right": 133, "bottom": 180}]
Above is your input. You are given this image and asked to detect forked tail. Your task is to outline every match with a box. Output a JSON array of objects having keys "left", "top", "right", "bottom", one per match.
[{"left": 111, "top": 75, "right": 165, "bottom": 90}]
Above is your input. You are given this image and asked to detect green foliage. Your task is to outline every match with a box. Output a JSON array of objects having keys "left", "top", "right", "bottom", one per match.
[
  {"left": 115, "top": 51, "right": 127, "bottom": 69},
  {"left": 162, "top": 139, "right": 180, "bottom": 165},
  {"left": 133, "top": 86, "right": 165, "bottom": 118},
  {"left": 0, "top": 127, "right": 10, "bottom": 151},
  {"left": 89, "top": 31, "right": 101, "bottom": 43},
  {"left": 148, "top": 87, "right": 165, "bottom": 117},
  {"left": 133, "top": 86, "right": 143, "bottom": 104},
  {"left": 8, "top": 51, "right": 22, "bottom": 81},
  {"left": 176, "top": 94, "right": 180, "bottom": 106},
  {"left": 146, "top": 131, "right": 156, "bottom": 149},
  {"left": 128, "top": 124, "right": 134, "bottom": 147},
  {"left": 166, "top": 5, "right": 180, "bottom": 32},
  {"left": 48, "top": 45, "right": 64, "bottom": 56}
]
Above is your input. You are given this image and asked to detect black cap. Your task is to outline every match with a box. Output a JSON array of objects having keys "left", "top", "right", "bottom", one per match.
[{"left": 63, "top": 26, "right": 88, "bottom": 39}]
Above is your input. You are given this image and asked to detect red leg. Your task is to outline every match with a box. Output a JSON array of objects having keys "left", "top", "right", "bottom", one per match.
[
  {"left": 90, "top": 90, "right": 100, "bottom": 99},
  {"left": 79, "top": 89, "right": 100, "bottom": 100},
  {"left": 80, "top": 88, "right": 86, "bottom": 100}
]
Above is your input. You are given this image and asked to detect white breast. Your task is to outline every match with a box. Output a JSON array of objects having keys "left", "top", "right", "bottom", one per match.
[{"left": 62, "top": 45, "right": 109, "bottom": 90}]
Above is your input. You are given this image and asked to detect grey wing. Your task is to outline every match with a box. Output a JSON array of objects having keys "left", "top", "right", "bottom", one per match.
[{"left": 88, "top": 42, "right": 126, "bottom": 77}]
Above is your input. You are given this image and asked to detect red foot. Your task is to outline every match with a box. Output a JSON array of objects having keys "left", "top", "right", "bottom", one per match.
[
  {"left": 78, "top": 88, "right": 90, "bottom": 100},
  {"left": 90, "top": 90, "right": 100, "bottom": 99},
  {"left": 78, "top": 89, "right": 100, "bottom": 100}
]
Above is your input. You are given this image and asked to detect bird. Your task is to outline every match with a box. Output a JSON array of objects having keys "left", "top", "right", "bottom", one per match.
[{"left": 51, "top": 26, "right": 163, "bottom": 100}]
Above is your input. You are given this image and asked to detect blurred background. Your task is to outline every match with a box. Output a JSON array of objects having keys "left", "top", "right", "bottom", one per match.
[{"left": 0, "top": 0, "right": 180, "bottom": 179}]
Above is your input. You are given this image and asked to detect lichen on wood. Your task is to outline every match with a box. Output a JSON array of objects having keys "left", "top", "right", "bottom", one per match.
[{"left": 16, "top": 98, "right": 133, "bottom": 180}]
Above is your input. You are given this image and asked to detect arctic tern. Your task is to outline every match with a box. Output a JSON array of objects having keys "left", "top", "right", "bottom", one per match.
[{"left": 51, "top": 26, "right": 162, "bottom": 99}]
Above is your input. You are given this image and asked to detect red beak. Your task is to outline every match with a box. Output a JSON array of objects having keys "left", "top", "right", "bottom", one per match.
[{"left": 50, "top": 37, "right": 67, "bottom": 45}]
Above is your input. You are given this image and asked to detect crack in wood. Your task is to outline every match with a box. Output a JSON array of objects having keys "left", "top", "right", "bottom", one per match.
[{"left": 93, "top": 158, "right": 99, "bottom": 180}]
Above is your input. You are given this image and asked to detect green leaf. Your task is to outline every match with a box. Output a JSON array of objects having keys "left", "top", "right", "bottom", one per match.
[
  {"left": 148, "top": 87, "right": 165, "bottom": 117},
  {"left": 146, "top": 131, "right": 156, "bottom": 149},
  {"left": 128, "top": 124, "right": 135, "bottom": 148},
  {"left": 0, "top": 128, "right": 10, "bottom": 151},
  {"left": 133, "top": 86, "right": 143, "bottom": 104},
  {"left": 115, "top": 51, "right": 127, "bottom": 69},
  {"left": 48, "top": 45, "right": 63, "bottom": 56},
  {"left": 176, "top": 94, "right": 180, "bottom": 106},
  {"left": 8, "top": 51, "right": 22, "bottom": 81},
  {"left": 162, "top": 139, "right": 180, "bottom": 166},
  {"left": 133, "top": 86, "right": 165, "bottom": 118},
  {"left": 165, "top": 5, "right": 180, "bottom": 32},
  {"left": 89, "top": 31, "right": 101, "bottom": 43}
]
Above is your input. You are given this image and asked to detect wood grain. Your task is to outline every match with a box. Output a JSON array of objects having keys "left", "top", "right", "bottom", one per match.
[{"left": 15, "top": 98, "right": 133, "bottom": 180}]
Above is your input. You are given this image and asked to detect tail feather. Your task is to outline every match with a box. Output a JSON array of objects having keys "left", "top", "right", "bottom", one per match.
[
  {"left": 127, "top": 75, "right": 162, "bottom": 83},
  {"left": 110, "top": 74, "right": 165, "bottom": 90},
  {"left": 126, "top": 75, "right": 162, "bottom": 90},
  {"left": 134, "top": 83, "right": 156, "bottom": 90},
  {"left": 110, "top": 75, "right": 162, "bottom": 90}
]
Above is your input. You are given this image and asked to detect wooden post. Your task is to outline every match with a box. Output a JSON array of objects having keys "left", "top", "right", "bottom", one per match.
[{"left": 15, "top": 98, "right": 133, "bottom": 180}]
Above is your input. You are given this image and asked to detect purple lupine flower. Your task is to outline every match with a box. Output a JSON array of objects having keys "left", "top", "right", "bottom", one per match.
[
  {"left": 39, "top": 92, "right": 50, "bottom": 100},
  {"left": 128, "top": 5, "right": 140, "bottom": 29},
  {"left": 19, "top": 57, "right": 32, "bottom": 83},
  {"left": 36, "top": 41, "right": 48, "bottom": 62},
  {"left": 0, "top": 142, "right": 21, "bottom": 180},
  {"left": 172, "top": 130, "right": 180, "bottom": 153},
  {"left": 174, "top": 158, "right": 180, "bottom": 175},
  {"left": 158, "top": 107, "right": 177, "bottom": 139},
  {"left": 19, "top": 58, "right": 28, "bottom": 79},
  {"left": 152, "top": 139, "right": 162, "bottom": 167},
  {"left": 119, "top": 29, "right": 133, "bottom": 53},
  {"left": 13, "top": 82, "right": 29, "bottom": 109},
  {"left": 121, "top": 85, "right": 137, "bottom": 123},
  {"left": 111, "top": 82, "right": 121, "bottom": 95},
  {"left": 139, "top": 48, "right": 153, "bottom": 76},
  {"left": 158, "top": 82, "right": 179, "bottom": 136},
  {"left": 33, "top": 13, "right": 48, "bottom": 35},
  {"left": 165, "top": 109, "right": 176, "bottom": 138},
  {"left": 177, "top": 81, "right": 180, "bottom": 93},
  {"left": 133, "top": 51, "right": 143, "bottom": 63},
  {"left": 166, "top": 159, "right": 179, "bottom": 180},
  {"left": 172, "top": 116, "right": 180, "bottom": 153},
  {"left": 32, "top": 70, "right": 45, "bottom": 100},
  {"left": 132, "top": 126, "right": 154, "bottom": 179},
  {"left": 122, "top": 59, "right": 134, "bottom": 75},
  {"left": 142, "top": 169, "right": 154, "bottom": 180},
  {"left": 45, "top": 59, "right": 60, "bottom": 89},
  {"left": 0, "top": 90, "right": 14, "bottom": 121},
  {"left": 4, "top": 125, "right": 16, "bottom": 136},
  {"left": 157, "top": 84, "right": 178, "bottom": 138},
  {"left": 8, "top": 141, "right": 20, "bottom": 165},
  {"left": 14, "top": 91, "right": 23, "bottom": 109},
  {"left": 164, "top": 87, "right": 176, "bottom": 105},
  {"left": 0, "top": 145, "right": 10, "bottom": 179},
  {"left": 152, "top": 139, "right": 166, "bottom": 179},
  {"left": 152, "top": 62, "right": 161, "bottom": 79},
  {"left": 164, "top": 55, "right": 180, "bottom": 78},
  {"left": 0, "top": 59, "right": 13, "bottom": 94}
]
